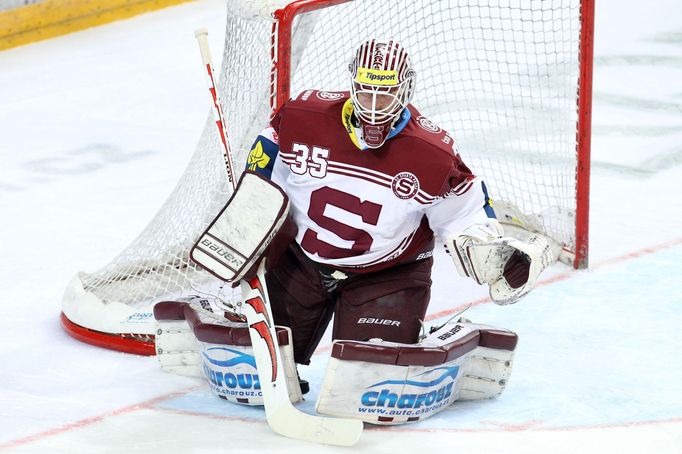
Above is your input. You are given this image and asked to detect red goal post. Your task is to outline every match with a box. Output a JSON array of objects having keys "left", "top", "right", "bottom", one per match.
[{"left": 61, "top": 0, "right": 595, "bottom": 355}]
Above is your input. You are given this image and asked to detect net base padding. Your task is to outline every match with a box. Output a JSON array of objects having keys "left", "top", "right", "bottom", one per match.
[
  {"left": 61, "top": 272, "right": 158, "bottom": 355},
  {"left": 60, "top": 312, "right": 156, "bottom": 356}
]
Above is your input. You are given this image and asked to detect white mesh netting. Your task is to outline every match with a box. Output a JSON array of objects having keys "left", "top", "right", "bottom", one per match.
[{"left": 70, "top": 0, "right": 584, "bottom": 312}]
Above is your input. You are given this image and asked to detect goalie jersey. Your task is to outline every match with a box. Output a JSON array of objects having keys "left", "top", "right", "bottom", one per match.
[{"left": 246, "top": 90, "right": 495, "bottom": 273}]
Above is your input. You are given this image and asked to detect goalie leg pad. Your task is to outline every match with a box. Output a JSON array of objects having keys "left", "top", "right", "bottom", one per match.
[
  {"left": 315, "top": 320, "right": 517, "bottom": 425},
  {"left": 154, "top": 298, "right": 206, "bottom": 377},
  {"left": 188, "top": 303, "right": 302, "bottom": 405},
  {"left": 154, "top": 299, "right": 302, "bottom": 405},
  {"left": 458, "top": 345, "right": 514, "bottom": 400}
]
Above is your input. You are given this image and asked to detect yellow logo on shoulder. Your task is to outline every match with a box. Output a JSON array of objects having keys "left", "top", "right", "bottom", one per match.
[
  {"left": 247, "top": 141, "right": 270, "bottom": 170},
  {"left": 355, "top": 68, "right": 398, "bottom": 86}
]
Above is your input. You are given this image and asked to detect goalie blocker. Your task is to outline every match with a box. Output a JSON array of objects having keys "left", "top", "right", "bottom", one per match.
[{"left": 189, "top": 171, "right": 296, "bottom": 284}]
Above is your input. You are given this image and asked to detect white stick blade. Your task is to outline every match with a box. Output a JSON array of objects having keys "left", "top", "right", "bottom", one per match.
[{"left": 269, "top": 407, "right": 364, "bottom": 447}]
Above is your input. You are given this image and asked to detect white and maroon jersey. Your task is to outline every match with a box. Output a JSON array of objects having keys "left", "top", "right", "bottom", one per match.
[{"left": 245, "top": 90, "right": 495, "bottom": 273}]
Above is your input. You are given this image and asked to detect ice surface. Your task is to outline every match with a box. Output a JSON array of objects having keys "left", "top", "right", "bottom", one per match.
[{"left": 0, "top": 0, "right": 680, "bottom": 452}]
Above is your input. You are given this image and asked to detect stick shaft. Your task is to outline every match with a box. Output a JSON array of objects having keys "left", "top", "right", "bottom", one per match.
[{"left": 194, "top": 28, "right": 237, "bottom": 190}]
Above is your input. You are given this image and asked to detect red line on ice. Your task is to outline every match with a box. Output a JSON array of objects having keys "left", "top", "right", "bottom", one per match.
[{"left": 0, "top": 385, "right": 202, "bottom": 450}]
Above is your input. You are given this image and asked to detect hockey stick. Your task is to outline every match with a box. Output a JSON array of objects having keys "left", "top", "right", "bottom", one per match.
[{"left": 194, "top": 28, "right": 363, "bottom": 446}]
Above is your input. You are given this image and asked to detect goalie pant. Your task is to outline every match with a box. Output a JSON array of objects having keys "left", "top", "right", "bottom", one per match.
[{"left": 266, "top": 242, "right": 432, "bottom": 365}]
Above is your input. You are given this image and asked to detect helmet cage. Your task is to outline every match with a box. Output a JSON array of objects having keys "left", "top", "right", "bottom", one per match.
[{"left": 350, "top": 76, "right": 413, "bottom": 125}]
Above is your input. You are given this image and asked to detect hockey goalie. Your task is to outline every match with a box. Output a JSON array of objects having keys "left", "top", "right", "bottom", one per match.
[{"left": 155, "top": 39, "right": 556, "bottom": 427}]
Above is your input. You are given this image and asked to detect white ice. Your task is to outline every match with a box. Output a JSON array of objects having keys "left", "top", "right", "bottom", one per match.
[{"left": 0, "top": 0, "right": 681, "bottom": 452}]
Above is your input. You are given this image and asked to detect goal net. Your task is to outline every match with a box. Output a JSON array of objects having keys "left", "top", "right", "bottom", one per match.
[{"left": 61, "top": 0, "right": 593, "bottom": 354}]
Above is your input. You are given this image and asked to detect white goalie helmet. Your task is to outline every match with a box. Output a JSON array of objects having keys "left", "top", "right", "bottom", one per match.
[{"left": 349, "top": 39, "right": 416, "bottom": 148}]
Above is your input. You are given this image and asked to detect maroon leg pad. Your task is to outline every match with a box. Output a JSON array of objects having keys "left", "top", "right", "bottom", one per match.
[{"left": 333, "top": 258, "right": 433, "bottom": 344}]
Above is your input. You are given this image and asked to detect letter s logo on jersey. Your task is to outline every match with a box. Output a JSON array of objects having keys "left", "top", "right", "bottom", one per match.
[{"left": 391, "top": 172, "right": 420, "bottom": 200}]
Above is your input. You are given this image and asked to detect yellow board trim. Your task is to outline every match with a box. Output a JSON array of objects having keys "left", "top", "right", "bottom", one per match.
[{"left": 0, "top": 0, "right": 194, "bottom": 51}]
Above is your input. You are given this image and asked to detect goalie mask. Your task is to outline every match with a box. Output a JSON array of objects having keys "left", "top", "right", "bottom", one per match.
[{"left": 349, "top": 39, "right": 416, "bottom": 149}]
